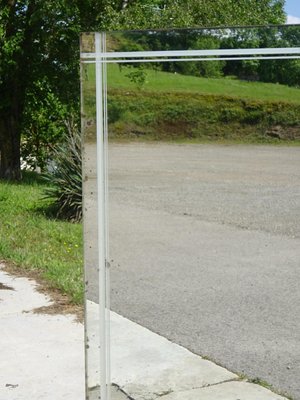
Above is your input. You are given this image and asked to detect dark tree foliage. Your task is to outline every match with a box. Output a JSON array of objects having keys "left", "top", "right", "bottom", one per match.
[{"left": 222, "top": 25, "right": 300, "bottom": 86}]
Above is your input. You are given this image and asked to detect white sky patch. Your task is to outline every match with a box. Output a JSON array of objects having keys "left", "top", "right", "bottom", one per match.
[{"left": 287, "top": 15, "right": 300, "bottom": 24}]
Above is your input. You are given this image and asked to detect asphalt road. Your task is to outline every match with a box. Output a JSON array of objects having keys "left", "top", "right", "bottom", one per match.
[{"left": 107, "top": 143, "right": 300, "bottom": 399}]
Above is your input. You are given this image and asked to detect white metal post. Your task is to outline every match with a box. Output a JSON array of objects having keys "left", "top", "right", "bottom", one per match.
[{"left": 95, "top": 32, "right": 109, "bottom": 400}]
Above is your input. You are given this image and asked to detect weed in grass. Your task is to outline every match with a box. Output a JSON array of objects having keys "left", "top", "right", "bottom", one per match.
[
  {"left": 250, "top": 377, "right": 273, "bottom": 390},
  {"left": 240, "top": 375, "right": 294, "bottom": 400}
]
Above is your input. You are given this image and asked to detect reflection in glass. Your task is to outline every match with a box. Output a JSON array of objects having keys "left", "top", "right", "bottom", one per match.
[{"left": 80, "top": 26, "right": 300, "bottom": 400}]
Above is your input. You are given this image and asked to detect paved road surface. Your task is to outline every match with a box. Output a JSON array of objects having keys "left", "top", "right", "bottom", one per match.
[{"left": 107, "top": 143, "right": 300, "bottom": 399}]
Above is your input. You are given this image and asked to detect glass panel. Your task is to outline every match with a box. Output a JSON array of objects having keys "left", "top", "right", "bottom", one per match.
[
  {"left": 104, "top": 25, "right": 300, "bottom": 60},
  {"left": 81, "top": 25, "right": 300, "bottom": 400}
]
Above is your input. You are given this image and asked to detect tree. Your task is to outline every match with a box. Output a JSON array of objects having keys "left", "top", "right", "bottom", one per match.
[
  {"left": 221, "top": 25, "right": 300, "bottom": 86},
  {"left": 258, "top": 25, "right": 300, "bottom": 86},
  {"left": 0, "top": 0, "right": 286, "bottom": 180},
  {"left": 0, "top": 1, "right": 35, "bottom": 180},
  {"left": 0, "top": 0, "right": 113, "bottom": 180},
  {"left": 0, "top": 1, "right": 79, "bottom": 179},
  {"left": 116, "top": 0, "right": 286, "bottom": 29}
]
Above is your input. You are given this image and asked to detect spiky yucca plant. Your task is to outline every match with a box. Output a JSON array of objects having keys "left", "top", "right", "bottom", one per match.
[{"left": 43, "top": 119, "right": 82, "bottom": 222}]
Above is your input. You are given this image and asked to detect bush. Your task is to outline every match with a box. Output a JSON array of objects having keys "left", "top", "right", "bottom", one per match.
[{"left": 43, "top": 118, "right": 82, "bottom": 222}]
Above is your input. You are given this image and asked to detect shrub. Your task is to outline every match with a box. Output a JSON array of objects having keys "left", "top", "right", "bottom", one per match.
[
  {"left": 43, "top": 118, "right": 82, "bottom": 222},
  {"left": 125, "top": 66, "right": 148, "bottom": 90}
]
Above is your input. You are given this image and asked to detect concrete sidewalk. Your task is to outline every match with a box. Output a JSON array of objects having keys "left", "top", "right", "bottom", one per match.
[{"left": 0, "top": 266, "right": 288, "bottom": 400}]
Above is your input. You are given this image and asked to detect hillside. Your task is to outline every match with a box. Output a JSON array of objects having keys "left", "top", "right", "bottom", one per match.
[{"left": 83, "top": 64, "right": 300, "bottom": 143}]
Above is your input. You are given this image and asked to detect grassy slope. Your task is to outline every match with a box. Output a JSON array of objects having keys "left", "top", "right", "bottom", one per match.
[
  {"left": 105, "top": 64, "right": 300, "bottom": 104},
  {"left": 81, "top": 64, "right": 300, "bottom": 144},
  {"left": 0, "top": 173, "right": 83, "bottom": 303}
]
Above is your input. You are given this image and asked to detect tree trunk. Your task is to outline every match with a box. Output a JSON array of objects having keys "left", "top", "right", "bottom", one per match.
[
  {"left": 0, "top": 111, "right": 21, "bottom": 181},
  {"left": 0, "top": 0, "right": 36, "bottom": 181},
  {"left": 0, "top": 67, "right": 22, "bottom": 181}
]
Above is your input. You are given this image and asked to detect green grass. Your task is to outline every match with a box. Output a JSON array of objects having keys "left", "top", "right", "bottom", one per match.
[
  {"left": 0, "top": 172, "right": 83, "bottom": 304},
  {"left": 106, "top": 64, "right": 300, "bottom": 104}
]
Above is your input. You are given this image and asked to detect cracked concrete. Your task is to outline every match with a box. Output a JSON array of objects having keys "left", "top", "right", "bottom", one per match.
[{"left": 0, "top": 266, "right": 85, "bottom": 400}]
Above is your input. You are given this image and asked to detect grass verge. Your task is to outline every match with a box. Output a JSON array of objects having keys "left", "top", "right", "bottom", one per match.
[{"left": 0, "top": 172, "right": 83, "bottom": 304}]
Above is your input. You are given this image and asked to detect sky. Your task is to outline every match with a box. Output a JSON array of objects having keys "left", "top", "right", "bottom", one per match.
[{"left": 285, "top": 0, "right": 300, "bottom": 23}]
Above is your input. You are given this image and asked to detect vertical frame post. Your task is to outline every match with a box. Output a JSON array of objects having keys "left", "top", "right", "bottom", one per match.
[
  {"left": 95, "top": 32, "right": 110, "bottom": 400},
  {"left": 81, "top": 31, "right": 110, "bottom": 400}
]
